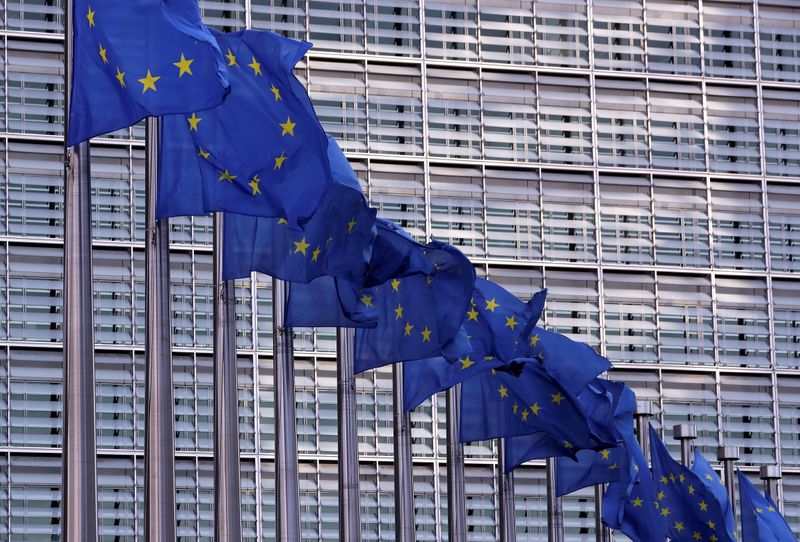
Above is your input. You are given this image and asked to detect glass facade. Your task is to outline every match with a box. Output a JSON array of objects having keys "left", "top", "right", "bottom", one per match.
[{"left": 1, "top": 0, "right": 800, "bottom": 539}]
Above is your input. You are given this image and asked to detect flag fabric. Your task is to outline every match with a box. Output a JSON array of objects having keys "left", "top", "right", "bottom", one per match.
[
  {"left": 401, "top": 280, "right": 547, "bottom": 411},
  {"left": 649, "top": 426, "right": 737, "bottom": 542},
  {"left": 692, "top": 450, "right": 737, "bottom": 541},
  {"left": 222, "top": 136, "right": 376, "bottom": 283},
  {"left": 738, "top": 470, "right": 796, "bottom": 542},
  {"left": 69, "top": 0, "right": 229, "bottom": 145},
  {"left": 158, "top": 29, "right": 331, "bottom": 229},
  {"left": 552, "top": 380, "right": 636, "bottom": 495},
  {"left": 602, "top": 428, "right": 667, "bottom": 542},
  {"left": 459, "top": 359, "right": 594, "bottom": 451}
]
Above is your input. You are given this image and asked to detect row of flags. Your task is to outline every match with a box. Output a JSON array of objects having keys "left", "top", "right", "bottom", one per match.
[{"left": 70, "top": 2, "right": 797, "bottom": 541}]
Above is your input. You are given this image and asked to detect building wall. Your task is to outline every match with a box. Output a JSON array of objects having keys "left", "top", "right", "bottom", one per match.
[{"left": 1, "top": 0, "right": 799, "bottom": 540}]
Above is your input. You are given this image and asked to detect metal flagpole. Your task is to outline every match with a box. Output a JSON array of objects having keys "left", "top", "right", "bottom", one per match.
[
  {"left": 498, "top": 439, "right": 517, "bottom": 542},
  {"left": 392, "top": 363, "right": 415, "bottom": 542},
  {"left": 634, "top": 401, "right": 653, "bottom": 458},
  {"left": 594, "top": 485, "right": 611, "bottom": 542},
  {"left": 545, "top": 457, "right": 564, "bottom": 542},
  {"left": 62, "top": 0, "right": 97, "bottom": 538},
  {"left": 143, "top": 117, "right": 177, "bottom": 541},
  {"left": 337, "top": 328, "right": 361, "bottom": 540},
  {"left": 214, "top": 213, "right": 242, "bottom": 541},
  {"left": 272, "top": 278, "right": 301, "bottom": 540},
  {"left": 717, "top": 445, "right": 740, "bottom": 521},
  {"left": 760, "top": 465, "right": 781, "bottom": 505},
  {"left": 446, "top": 385, "right": 466, "bottom": 540},
  {"left": 673, "top": 424, "right": 698, "bottom": 467}
]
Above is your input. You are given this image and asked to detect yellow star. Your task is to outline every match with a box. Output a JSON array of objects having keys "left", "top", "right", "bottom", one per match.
[
  {"left": 87, "top": 5, "right": 95, "bottom": 26},
  {"left": 709, "top": 536, "right": 718, "bottom": 542},
  {"left": 484, "top": 298, "right": 499, "bottom": 312},
  {"left": 505, "top": 315, "right": 519, "bottom": 330},
  {"left": 311, "top": 246, "right": 321, "bottom": 262},
  {"left": 551, "top": 392, "right": 565, "bottom": 405},
  {"left": 512, "top": 403, "right": 519, "bottom": 414},
  {"left": 277, "top": 218, "right": 288, "bottom": 225},
  {"left": 294, "top": 237, "right": 310, "bottom": 255},
  {"left": 360, "top": 293, "right": 373, "bottom": 307},
  {"left": 661, "top": 476, "right": 669, "bottom": 484},
  {"left": 391, "top": 279, "right": 401, "bottom": 292},
  {"left": 198, "top": 148, "right": 210, "bottom": 159},
  {"left": 225, "top": 48, "right": 238, "bottom": 67},
  {"left": 705, "top": 474, "right": 713, "bottom": 481},
  {"left": 563, "top": 441, "right": 573, "bottom": 449},
  {"left": 218, "top": 169, "right": 236, "bottom": 182},
  {"left": 459, "top": 356, "right": 474, "bottom": 370},
  {"left": 99, "top": 43, "right": 108, "bottom": 64},
  {"left": 692, "top": 532, "right": 702, "bottom": 541},
  {"left": 679, "top": 473, "right": 685, "bottom": 484},
  {"left": 248, "top": 175, "right": 261, "bottom": 196},
  {"left": 173, "top": 53, "right": 194, "bottom": 77},
  {"left": 404, "top": 322, "right": 414, "bottom": 336},
  {"left": 521, "top": 410, "right": 529, "bottom": 422},
  {"left": 530, "top": 403, "right": 541, "bottom": 415},
  {"left": 608, "top": 463, "right": 619, "bottom": 470},
  {"left": 115, "top": 67, "right": 126, "bottom": 88},
  {"left": 768, "top": 505, "right": 776, "bottom": 512},
  {"left": 756, "top": 507, "right": 763, "bottom": 514},
  {"left": 530, "top": 334, "right": 540, "bottom": 346},
  {"left": 274, "top": 151, "right": 287, "bottom": 170},
  {"left": 688, "top": 484, "right": 695, "bottom": 496},
  {"left": 669, "top": 473, "right": 676, "bottom": 483},
  {"left": 660, "top": 507, "right": 670, "bottom": 517},
  {"left": 426, "top": 276, "right": 433, "bottom": 285},
  {"left": 394, "top": 304, "right": 404, "bottom": 319},
  {"left": 270, "top": 84, "right": 282, "bottom": 100},
  {"left": 498, "top": 385, "right": 508, "bottom": 398},
  {"left": 466, "top": 308, "right": 479, "bottom": 321},
  {"left": 600, "top": 449, "right": 610, "bottom": 460},
  {"left": 347, "top": 216, "right": 357, "bottom": 234},
  {"left": 420, "top": 326, "right": 432, "bottom": 342},
  {"left": 706, "top": 520, "right": 715, "bottom": 530},
  {"left": 187, "top": 113, "right": 202, "bottom": 132},
  {"left": 657, "top": 491, "right": 665, "bottom": 501},
  {"left": 484, "top": 355, "right": 495, "bottom": 361},
  {"left": 699, "top": 501, "right": 709, "bottom": 512},
  {"left": 248, "top": 56, "right": 262, "bottom": 76},
  {"left": 632, "top": 497, "right": 643, "bottom": 507},
  {"left": 674, "top": 521, "right": 685, "bottom": 533},
  {"left": 138, "top": 69, "right": 160, "bottom": 93},
  {"left": 280, "top": 117, "right": 296, "bottom": 136}
]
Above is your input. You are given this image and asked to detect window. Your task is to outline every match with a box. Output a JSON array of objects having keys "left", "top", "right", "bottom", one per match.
[
  {"left": 770, "top": 183, "right": 800, "bottom": 272},
  {"left": 657, "top": 274, "right": 715, "bottom": 365},
  {"left": 711, "top": 180, "right": 765, "bottom": 270},
  {"left": 8, "top": 141, "right": 63, "bottom": 239},
  {"left": 543, "top": 268, "right": 600, "bottom": 348},
  {"left": 703, "top": 1, "right": 756, "bottom": 79},
  {"left": 97, "top": 456, "right": 138, "bottom": 539},
  {"left": 91, "top": 145, "right": 133, "bottom": 242},
  {"left": 661, "top": 371, "right": 718, "bottom": 455},
  {"left": 9, "top": 244, "right": 62, "bottom": 342},
  {"left": 541, "top": 171, "right": 596, "bottom": 262},
  {"left": 538, "top": 75, "right": 592, "bottom": 165},
  {"left": 426, "top": 68, "right": 481, "bottom": 159},
  {"left": 649, "top": 82, "right": 705, "bottom": 170},
  {"left": 706, "top": 85, "right": 760, "bottom": 175},
  {"left": 763, "top": 89, "right": 800, "bottom": 177},
  {"left": 198, "top": 0, "right": 246, "bottom": 31},
  {"left": 309, "top": 0, "right": 365, "bottom": 53},
  {"left": 367, "top": 63, "right": 423, "bottom": 155},
  {"left": 479, "top": 0, "right": 533, "bottom": 64},
  {"left": 251, "top": 0, "right": 306, "bottom": 39},
  {"left": 429, "top": 165, "right": 484, "bottom": 258},
  {"left": 424, "top": 0, "right": 478, "bottom": 61},
  {"left": 535, "top": 0, "right": 589, "bottom": 68},
  {"left": 772, "top": 280, "right": 800, "bottom": 369},
  {"left": 513, "top": 467, "right": 546, "bottom": 540},
  {"left": 6, "top": 0, "right": 63, "bottom": 33},
  {"left": 482, "top": 70, "right": 537, "bottom": 163},
  {"left": 485, "top": 168, "right": 541, "bottom": 261},
  {"left": 309, "top": 60, "right": 367, "bottom": 153},
  {"left": 592, "top": 0, "right": 646, "bottom": 72},
  {"left": 93, "top": 249, "right": 134, "bottom": 345},
  {"left": 720, "top": 374, "right": 775, "bottom": 463},
  {"left": 714, "top": 277, "right": 770, "bottom": 368},
  {"left": 599, "top": 174, "right": 653, "bottom": 265},
  {"left": 10, "top": 348, "right": 61, "bottom": 448},
  {"left": 365, "top": 0, "right": 420, "bottom": 56},
  {"left": 603, "top": 272, "right": 657, "bottom": 364},
  {"left": 646, "top": 0, "right": 701, "bottom": 75},
  {"left": 760, "top": 4, "right": 800, "bottom": 82},
  {"left": 778, "top": 377, "right": 800, "bottom": 467},
  {"left": 367, "top": 161, "right": 426, "bottom": 239},
  {"left": 653, "top": 177, "right": 710, "bottom": 267},
  {"left": 10, "top": 455, "right": 60, "bottom": 538},
  {"left": 464, "top": 465, "right": 496, "bottom": 538},
  {"left": 595, "top": 78, "right": 649, "bottom": 168},
  {"left": 7, "top": 39, "right": 63, "bottom": 135}
]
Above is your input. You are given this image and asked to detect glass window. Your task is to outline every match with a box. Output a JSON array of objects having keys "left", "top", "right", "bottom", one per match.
[
  {"left": 592, "top": 0, "right": 646, "bottom": 72},
  {"left": 541, "top": 171, "right": 596, "bottom": 263},
  {"left": 784, "top": 474, "right": 800, "bottom": 536},
  {"left": 93, "top": 248, "right": 134, "bottom": 345},
  {"left": 238, "top": 355, "right": 257, "bottom": 453},
  {"left": 424, "top": 0, "right": 478, "bottom": 61},
  {"left": 198, "top": 0, "right": 246, "bottom": 31},
  {"left": 649, "top": 82, "right": 705, "bottom": 171},
  {"left": 772, "top": 279, "right": 800, "bottom": 369},
  {"left": 309, "top": 0, "right": 365, "bottom": 53},
  {"left": 8, "top": 141, "right": 63, "bottom": 239},
  {"left": 482, "top": 70, "right": 537, "bottom": 163},
  {"left": 365, "top": 0, "right": 420, "bottom": 56},
  {"left": 258, "top": 356, "right": 275, "bottom": 453},
  {"left": 657, "top": 274, "right": 715, "bottom": 365},
  {"left": 413, "top": 465, "right": 439, "bottom": 540},
  {"left": 9, "top": 348, "right": 61, "bottom": 448},
  {"left": 703, "top": 1, "right": 756, "bottom": 79},
  {"left": 595, "top": 78, "right": 649, "bottom": 168},
  {"left": 465, "top": 465, "right": 496, "bottom": 538},
  {"left": 96, "top": 352, "right": 136, "bottom": 450},
  {"left": 426, "top": 68, "right": 481, "bottom": 159},
  {"left": 646, "top": 0, "right": 701, "bottom": 75},
  {"left": 711, "top": 180, "right": 765, "bottom": 270},
  {"left": 97, "top": 456, "right": 138, "bottom": 539},
  {"left": 653, "top": 176, "right": 710, "bottom": 267},
  {"left": 543, "top": 268, "right": 600, "bottom": 348},
  {"left": 90, "top": 145, "right": 134, "bottom": 242},
  {"left": 661, "top": 371, "right": 718, "bottom": 455},
  {"left": 720, "top": 374, "right": 775, "bottom": 463},
  {"left": 706, "top": 85, "right": 761, "bottom": 175},
  {"left": 6, "top": 0, "right": 62, "bottom": 33},
  {"left": 309, "top": 59, "right": 367, "bottom": 152},
  {"left": 763, "top": 89, "right": 800, "bottom": 177},
  {"left": 535, "top": 0, "right": 589, "bottom": 68},
  {"left": 367, "top": 161, "right": 426, "bottom": 239},
  {"left": 603, "top": 271, "right": 657, "bottom": 364},
  {"left": 9, "top": 244, "right": 62, "bottom": 342},
  {"left": 563, "top": 486, "right": 597, "bottom": 540},
  {"left": 513, "top": 467, "right": 546, "bottom": 540},
  {"left": 251, "top": 0, "right": 306, "bottom": 39},
  {"left": 367, "top": 63, "right": 423, "bottom": 155},
  {"left": 486, "top": 266, "right": 544, "bottom": 303},
  {"left": 760, "top": 4, "right": 800, "bottom": 82},
  {"left": 599, "top": 173, "right": 653, "bottom": 265},
  {"left": 485, "top": 168, "right": 541, "bottom": 261},
  {"left": 429, "top": 165, "right": 484, "bottom": 258},
  {"left": 714, "top": 276, "right": 770, "bottom": 368},
  {"left": 255, "top": 276, "right": 274, "bottom": 350},
  {"left": 778, "top": 377, "right": 800, "bottom": 467},
  {"left": 7, "top": 39, "right": 63, "bottom": 135},
  {"left": 478, "top": 0, "right": 534, "bottom": 64},
  {"left": 10, "top": 454, "right": 60, "bottom": 538},
  {"left": 538, "top": 75, "right": 592, "bottom": 165}
]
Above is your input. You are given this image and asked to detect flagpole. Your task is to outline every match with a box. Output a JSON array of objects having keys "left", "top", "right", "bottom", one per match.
[
  {"left": 337, "top": 328, "right": 361, "bottom": 540},
  {"left": 760, "top": 465, "right": 781, "bottom": 506},
  {"left": 62, "top": 0, "right": 98, "bottom": 537},
  {"left": 716, "top": 445, "right": 740, "bottom": 521},
  {"left": 634, "top": 401, "right": 653, "bottom": 457},
  {"left": 498, "top": 439, "right": 517, "bottom": 542},
  {"left": 272, "top": 278, "right": 301, "bottom": 540},
  {"left": 673, "top": 424, "right": 697, "bottom": 467},
  {"left": 392, "top": 363, "right": 415, "bottom": 542},
  {"left": 214, "top": 213, "right": 242, "bottom": 541},
  {"left": 143, "top": 116, "right": 177, "bottom": 541},
  {"left": 594, "top": 485, "right": 610, "bottom": 542},
  {"left": 545, "top": 458, "right": 564, "bottom": 542},
  {"left": 446, "top": 385, "right": 466, "bottom": 539}
]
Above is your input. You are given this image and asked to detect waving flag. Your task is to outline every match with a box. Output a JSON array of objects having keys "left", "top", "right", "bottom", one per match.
[
  {"left": 738, "top": 470, "right": 796, "bottom": 542},
  {"left": 692, "top": 450, "right": 737, "bottom": 541}
]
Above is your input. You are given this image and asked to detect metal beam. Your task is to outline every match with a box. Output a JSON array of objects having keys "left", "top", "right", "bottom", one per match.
[
  {"left": 446, "top": 385, "right": 466, "bottom": 540},
  {"left": 545, "top": 458, "right": 564, "bottom": 542},
  {"left": 673, "top": 423, "right": 698, "bottom": 467},
  {"left": 498, "top": 439, "right": 517, "bottom": 542},
  {"left": 392, "top": 363, "right": 415, "bottom": 542},
  {"left": 337, "top": 328, "right": 361, "bottom": 541}
]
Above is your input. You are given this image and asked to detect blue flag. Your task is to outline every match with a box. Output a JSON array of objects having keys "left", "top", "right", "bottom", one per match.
[
  {"left": 158, "top": 29, "right": 331, "bottom": 229},
  {"left": 528, "top": 327, "right": 612, "bottom": 397},
  {"left": 649, "top": 426, "right": 736, "bottom": 542},
  {"left": 459, "top": 359, "right": 594, "bottom": 451},
  {"left": 738, "top": 470, "right": 796, "bottom": 542},
  {"left": 222, "top": 136, "right": 376, "bottom": 283},
  {"left": 602, "top": 428, "right": 667, "bottom": 542},
  {"left": 401, "top": 280, "right": 547, "bottom": 411},
  {"left": 692, "top": 450, "right": 737, "bottom": 541},
  {"left": 69, "top": 0, "right": 229, "bottom": 145},
  {"left": 553, "top": 380, "right": 636, "bottom": 495}
]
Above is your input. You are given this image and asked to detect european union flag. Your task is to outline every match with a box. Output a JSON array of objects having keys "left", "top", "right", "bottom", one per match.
[
  {"left": 69, "top": 0, "right": 229, "bottom": 145},
  {"left": 552, "top": 380, "right": 636, "bottom": 495},
  {"left": 401, "top": 281, "right": 547, "bottom": 411},
  {"left": 158, "top": 29, "right": 331, "bottom": 229},
  {"left": 692, "top": 450, "right": 736, "bottom": 541},
  {"left": 649, "top": 426, "right": 736, "bottom": 542},
  {"left": 222, "top": 136, "right": 376, "bottom": 283},
  {"left": 738, "top": 470, "right": 796, "bottom": 542},
  {"left": 459, "top": 359, "right": 594, "bottom": 452},
  {"left": 602, "top": 428, "right": 667, "bottom": 542}
]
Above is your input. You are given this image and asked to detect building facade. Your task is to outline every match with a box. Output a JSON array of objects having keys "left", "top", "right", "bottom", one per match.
[{"left": 1, "top": 0, "right": 800, "bottom": 539}]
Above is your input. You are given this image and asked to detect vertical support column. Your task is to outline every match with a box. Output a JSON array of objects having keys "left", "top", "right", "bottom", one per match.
[
  {"left": 594, "top": 485, "right": 611, "bottom": 542},
  {"left": 337, "top": 327, "right": 361, "bottom": 541},
  {"left": 62, "top": 2, "right": 97, "bottom": 538},
  {"left": 214, "top": 213, "right": 242, "bottom": 541},
  {"left": 272, "top": 278, "right": 300, "bottom": 540},
  {"left": 673, "top": 424, "right": 698, "bottom": 467},
  {"left": 760, "top": 465, "right": 781, "bottom": 506},
  {"left": 717, "top": 446, "right": 740, "bottom": 521},
  {"left": 446, "top": 385, "right": 466, "bottom": 540},
  {"left": 392, "top": 363, "right": 415, "bottom": 542},
  {"left": 498, "top": 439, "right": 516, "bottom": 542},
  {"left": 634, "top": 401, "right": 653, "bottom": 458},
  {"left": 144, "top": 117, "right": 177, "bottom": 542},
  {"left": 545, "top": 458, "right": 564, "bottom": 542}
]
